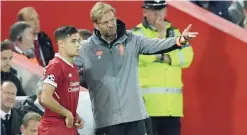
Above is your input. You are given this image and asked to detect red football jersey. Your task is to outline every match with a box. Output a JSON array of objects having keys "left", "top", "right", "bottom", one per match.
[{"left": 41, "top": 53, "right": 80, "bottom": 126}]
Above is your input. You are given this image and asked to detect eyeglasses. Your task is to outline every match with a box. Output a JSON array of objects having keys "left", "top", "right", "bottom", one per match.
[{"left": 97, "top": 17, "right": 117, "bottom": 26}]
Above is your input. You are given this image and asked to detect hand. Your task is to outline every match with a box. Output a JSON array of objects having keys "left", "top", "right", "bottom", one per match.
[
  {"left": 180, "top": 24, "right": 198, "bottom": 44},
  {"left": 74, "top": 114, "right": 85, "bottom": 129},
  {"left": 65, "top": 112, "right": 74, "bottom": 128},
  {"left": 163, "top": 54, "right": 171, "bottom": 65},
  {"left": 155, "top": 16, "right": 166, "bottom": 34}
]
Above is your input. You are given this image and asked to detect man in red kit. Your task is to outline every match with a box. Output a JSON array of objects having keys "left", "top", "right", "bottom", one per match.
[{"left": 38, "top": 26, "right": 84, "bottom": 135}]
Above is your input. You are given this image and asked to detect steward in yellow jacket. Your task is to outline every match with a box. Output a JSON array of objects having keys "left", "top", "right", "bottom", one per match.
[{"left": 132, "top": 1, "right": 194, "bottom": 135}]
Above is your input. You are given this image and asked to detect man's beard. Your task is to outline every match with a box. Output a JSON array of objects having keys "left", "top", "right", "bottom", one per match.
[{"left": 103, "top": 31, "right": 116, "bottom": 40}]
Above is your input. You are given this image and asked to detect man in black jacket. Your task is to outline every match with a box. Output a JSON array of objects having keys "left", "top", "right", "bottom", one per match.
[
  {"left": 17, "top": 7, "right": 55, "bottom": 67},
  {"left": 16, "top": 84, "right": 44, "bottom": 116},
  {"left": 1, "top": 40, "right": 26, "bottom": 96},
  {"left": 1, "top": 81, "right": 25, "bottom": 135}
]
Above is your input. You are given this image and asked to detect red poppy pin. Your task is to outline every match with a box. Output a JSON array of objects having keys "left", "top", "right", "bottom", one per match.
[{"left": 119, "top": 44, "right": 124, "bottom": 56}]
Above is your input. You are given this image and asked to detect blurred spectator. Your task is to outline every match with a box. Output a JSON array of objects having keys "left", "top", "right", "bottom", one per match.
[
  {"left": 228, "top": 1, "right": 245, "bottom": 27},
  {"left": 78, "top": 29, "right": 92, "bottom": 40},
  {"left": 192, "top": 1, "right": 245, "bottom": 27},
  {"left": 78, "top": 29, "right": 91, "bottom": 88},
  {"left": 244, "top": 1, "right": 247, "bottom": 29},
  {"left": 1, "top": 40, "right": 26, "bottom": 96},
  {"left": 16, "top": 83, "right": 44, "bottom": 116},
  {"left": 17, "top": 7, "right": 55, "bottom": 67},
  {"left": 9, "top": 21, "right": 38, "bottom": 64},
  {"left": 1, "top": 81, "right": 25, "bottom": 135},
  {"left": 21, "top": 112, "right": 42, "bottom": 135}
]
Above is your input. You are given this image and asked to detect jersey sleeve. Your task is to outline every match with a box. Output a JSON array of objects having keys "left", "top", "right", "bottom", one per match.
[{"left": 43, "top": 63, "right": 62, "bottom": 88}]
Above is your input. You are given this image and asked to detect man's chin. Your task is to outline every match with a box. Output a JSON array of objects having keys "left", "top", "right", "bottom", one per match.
[{"left": 2, "top": 68, "right": 10, "bottom": 72}]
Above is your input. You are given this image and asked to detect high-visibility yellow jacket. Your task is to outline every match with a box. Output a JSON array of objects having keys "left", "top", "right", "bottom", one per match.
[{"left": 132, "top": 19, "right": 194, "bottom": 117}]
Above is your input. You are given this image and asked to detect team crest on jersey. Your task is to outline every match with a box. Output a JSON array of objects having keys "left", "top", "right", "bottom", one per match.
[
  {"left": 96, "top": 49, "right": 103, "bottom": 59},
  {"left": 119, "top": 44, "right": 124, "bottom": 56}
]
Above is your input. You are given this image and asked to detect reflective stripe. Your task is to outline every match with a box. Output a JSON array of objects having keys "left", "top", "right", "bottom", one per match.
[
  {"left": 142, "top": 88, "right": 182, "bottom": 94},
  {"left": 178, "top": 50, "right": 184, "bottom": 66},
  {"left": 146, "top": 3, "right": 166, "bottom": 6}
]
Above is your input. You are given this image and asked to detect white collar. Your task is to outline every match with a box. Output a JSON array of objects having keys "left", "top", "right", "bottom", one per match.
[
  {"left": 34, "top": 99, "right": 44, "bottom": 112},
  {"left": 14, "top": 45, "right": 24, "bottom": 54},
  {"left": 149, "top": 24, "right": 157, "bottom": 31},
  {"left": 55, "top": 53, "right": 73, "bottom": 67},
  {"left": 35, "top": 34, "right": 38, "bottom": 40},
  {"left": 1, "top": 109, "right": 11, "bottom": 120}
]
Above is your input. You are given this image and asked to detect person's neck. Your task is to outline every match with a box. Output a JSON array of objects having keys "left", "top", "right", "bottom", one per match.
[
  {"left": 58, "top": 51, "right": 73, "bottom": 63},
  {"left": 1, "top": 70, "right": 10, "bottom": 73},
  {"left": 15, "top": 42, "right": 26, "bottom": 53},
  {"left": 1, "top": 106, "right": 11, "bottom": 113}
]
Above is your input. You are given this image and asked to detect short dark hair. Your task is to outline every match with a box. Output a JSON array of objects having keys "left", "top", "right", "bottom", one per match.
[
  {"left": 9, "top": 21, "right": 31, "bottom": 42},
  {"left": 54, "top": 26, "right": 78, "bottom": 42},
  {"left": 22, "top": 112, "right": 42, "bottom": 128},
  {"left": 78, "top": 29, "right": 92, "bottom": 40},
  {"left": 1, "top": 40, "right": 13, "bottom": 52}
]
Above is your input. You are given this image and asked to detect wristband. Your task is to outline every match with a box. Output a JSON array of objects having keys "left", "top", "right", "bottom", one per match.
[{"left": 176, "top": 36, "right": 183, "bottom": 46}]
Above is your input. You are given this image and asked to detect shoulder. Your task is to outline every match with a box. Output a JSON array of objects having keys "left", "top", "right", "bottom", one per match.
[
  {"left": 80, "top": 38, "right": 91, "bottom": 46},
  {"left": 38, "top": 31, "right": 51, "bottom": 39},
  {"left": 126, "top": 30, "right": 138, "bottom": 39},
  {"left": 10, "top": 68, "right": 17, "bottom": 75},
  {"left": 131, "top": 26, "right": 142, "bottom": 32},
  {"left": 12, "top": 108, "right": 25, "bottom": 117},
  {"left": 45, "top": 58, "right": 63, "bottom": 72},
  {"left": 130, "top": 23, "right": 144, "bottom": 33}
]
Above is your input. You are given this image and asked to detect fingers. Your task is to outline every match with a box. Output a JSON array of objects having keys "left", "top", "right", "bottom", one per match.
[
  {"left": 184, "top": 24, "right": 192, "bottom": 32},
  {"left": 188, "top": 32, "right": 199, "bottom": 35},
  {"left": 74, "top": 121, "right": 84, "bottom": 129},
  {"left": 66, "top": 117, "right": 74, "bottom": 128},
  {"left": 183, "top": 32, "right": 198, "bottom": 38}
]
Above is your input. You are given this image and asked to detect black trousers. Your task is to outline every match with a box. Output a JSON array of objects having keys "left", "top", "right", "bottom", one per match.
[
  {"left": 145, "top": 118, "right": 153, "bottom": 135},
  {"left": 151, "top": 116, "right": 181, "bottom": 135},
  {"left": 95, "top": 120, "right": 147, "bottom": 135}
]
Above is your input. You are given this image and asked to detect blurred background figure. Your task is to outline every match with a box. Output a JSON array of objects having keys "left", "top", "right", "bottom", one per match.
[
  {"left": 17, "top": 82, "right": 44, "bottom": 116},
  {"left": 78, "top": 29, "right": 92, "bottom": 40},
  {"left": 21, "top": 112, "right": 42, "bottom": 135},
  {"left": 9, "top": 21, "right": 38, "bottom": 64},
  {"left": 1, "top": 81, "right": 25, "bottom": 135},
  {"left": 1, "top": 40, "right": 26, "bottom": 96},
  {"left": 191, "top": 0, "right": 245, "bottom": 27},
  {"left": 17, "top": 7, "right": 55, "bottom": 67}
]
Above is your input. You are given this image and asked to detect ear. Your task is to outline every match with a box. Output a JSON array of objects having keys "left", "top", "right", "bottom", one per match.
[
  {"left": 57, "top": 40, "right": 64, "bottom": 48},
  {"left": 17, "top": 36, "right": 22, "bottom": 43},
  {"left": 143, "top": 9, "right": 148, "bottom": 17},
  {"left": 21, "top": 125, "right": 25, "bottom": 133},
  {"left": 93, "top": 23, "right": 99, "bottom": 30}
]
